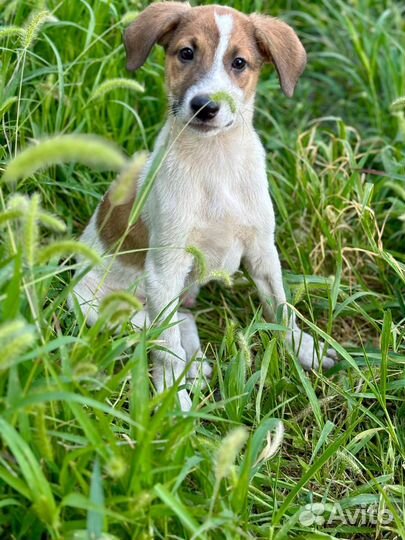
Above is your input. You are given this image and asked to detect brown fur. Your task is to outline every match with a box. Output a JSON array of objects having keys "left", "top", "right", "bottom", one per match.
[
  {"left": 250, "top": 14, "right": 307, "bottom": 97},
  {"left": 124, "top": 2, "right": 191, "bottom": 71},
  {"left": 224, "top": 12, "right": 263, "bottom": 99},
  {"left": 97, "top": 191, "right": 149, "bottom": 268}
]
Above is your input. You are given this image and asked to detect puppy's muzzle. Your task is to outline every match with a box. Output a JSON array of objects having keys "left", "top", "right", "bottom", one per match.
[{"left": 190, "top": 95, "right": 220, "bottom": 122}]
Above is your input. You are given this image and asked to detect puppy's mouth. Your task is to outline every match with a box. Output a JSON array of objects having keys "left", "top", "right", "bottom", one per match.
[{"left": 188, "top": 120, "right": 234, "bottom": 133}]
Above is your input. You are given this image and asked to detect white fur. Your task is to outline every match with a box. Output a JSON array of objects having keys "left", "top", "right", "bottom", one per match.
[
  {"left": 178, "top": 13, "right": 248, "bottom": 134},
  {"left": 70, "top": 7, "right": 337, "bottom": 412}
]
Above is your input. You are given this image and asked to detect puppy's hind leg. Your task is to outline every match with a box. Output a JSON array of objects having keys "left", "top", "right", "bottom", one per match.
[{"left": 68, "top": 269, "right": 107, "bottom": 327}]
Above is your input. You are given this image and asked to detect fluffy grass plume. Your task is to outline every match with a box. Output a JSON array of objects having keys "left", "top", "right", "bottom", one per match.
[
  {"left": 390, "top": 96, "right": 405, "bottom": 112},
  {"left": 0, "top": 320, "right": 35, "bottom": 370},
  {"left": 109, "top": 151, "right": 148, "bottom": 206},
  {"left": 3, "top": 134, "right": 128, "bottom": 183},
  {"left": 100, "top": 290, "right": 144, "bottom": 313},
  {"left": 0, "top": 25, "right": 24, "bottom": 41},
  {"left": 90, "top": 78, "right": 145, "bottom": 101},
  {"left": 38, "top": 240, "right": 102, "bottom": 265},
  {"left": 215, "top": 427, "right": 249, "bottom": 481},
  {"left": 120, "top": 11, "right": 139, "bottom": 25},
  {"left": 21, "top": 10, "right": 56, "bottom": 49},
  {"left": 186, "top": 245, "right": 208, "bottom": 283},
  {"left": 5, "top": 194, "right": 66, "bottom": 234},
  {"left": 211, "top": 91, "right": 237, "bottom": 113}
]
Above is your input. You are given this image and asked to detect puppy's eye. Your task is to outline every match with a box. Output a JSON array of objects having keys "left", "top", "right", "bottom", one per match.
[
  {"left": 179, "top": 47, "right": 194, "bottom": 62},
  {"left": 232, "top": 57, "right": 247, "bottom": 71}
]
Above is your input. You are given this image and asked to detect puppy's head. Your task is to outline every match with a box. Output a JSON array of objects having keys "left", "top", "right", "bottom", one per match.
[{"left": 124, "top": 2, "right": 306, "bottom": 136}]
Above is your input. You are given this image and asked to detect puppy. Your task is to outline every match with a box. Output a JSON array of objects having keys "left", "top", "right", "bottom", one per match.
[{"left": 70, "top": 2, "right": 337, "bottom": 411}]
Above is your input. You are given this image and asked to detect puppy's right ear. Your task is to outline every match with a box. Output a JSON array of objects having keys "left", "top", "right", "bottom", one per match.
[{"left": 124, "top": 2, "right": 190, "bottom": 71}]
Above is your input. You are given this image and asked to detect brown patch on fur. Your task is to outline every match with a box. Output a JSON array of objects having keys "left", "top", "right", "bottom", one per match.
[
  {"left": 97, "top": 189, "right": 149, "bottom": 268},
  {"left": 165, "top": 7, "right": 219, "bottom": 103},
  {"left": 223, "top": 12, "right": 263, "bottom": 100}
]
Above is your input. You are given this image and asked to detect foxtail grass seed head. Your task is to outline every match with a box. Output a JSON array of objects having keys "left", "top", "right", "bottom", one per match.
[
  {"left": 254, "top": 421, "right": 284, "bottom": 467},
  {"left": 105, "top": 455, "right": 127, "bottom": 480},
  {"left": 3, "top": 135, "right": 127, "bottom": 184},
  {"left": 38, "top": 211, "right": 66, "bottom": 233},
  {"left": 110, "top": 152, "right": 148, "bottom": 206},
  {"left": 110, "top": 309, "right": 135, "bottom": 326},
  {"left": 335, "top": 450, "right": 362, "bottom": 476},
  {"left": 73, "top": 362, "right": 99, "bottom": 380},
  {"left": 186, "top": 245, "right": 208, "bottom": 283},
  {"left": 23, "top": 193, "right": 40, "bottom": 267},
  {"left": 22, "top": 10, "right": 57, "bottom": 49},
  {"left": 208, "top": 269, "right": 233, "bottom": 287},
  {"left": 100, "top": 291, "right": 144, "bottom": 314},
  {"left": 211, "top": 91, "right": 237, "bottom": 114},
  {"left": 38, "top": 240, "right": 102, "bottom": 265},
  {"left": 215, "top": 427, "right": 248, "bottom": 482},
  {"left": 0, "top": 320, "right": 35, "bottom": 370},
  {"left": 237, "top": 332, "right": 252, "bottom": 367},
  {"left": 390, "top": 96, "right": 405, "bottom": 113},
  {"left": 7, "top": 193, "right": 29, "bottom": 212},
  {"left": 0, "top": 26, "right": 25, "bottom": 42},
  {"left": 34, "top": 405, "right": 54, "bottom": 462},
  {"left": 6, "top": 194, "right": 43, "bottom": 266},
  {"left": 225, "top": 320, "right": 237, "bottom": 348},
  {"left": 133, "top": 492, "right": 154, "bottom": 512},
  {"left": 120, "top": 11, "right": 139, "bottom": 25},
  {"left": 0, "top": 208, "right": 23, "bottom": 228},
  {"left": 90, "top": 78, "right": 144, "bottom": 102},
  {"left": 100, "top": 291, "right": 144, "bottom": 326},
  {"left": 293, "top": 283, "right": 306, "bottom": 305}
]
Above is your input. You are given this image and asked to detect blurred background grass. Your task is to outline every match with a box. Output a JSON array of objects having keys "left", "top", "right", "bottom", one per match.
[{"left": 0, "top": 1, "right": 404, "bottom": 539}]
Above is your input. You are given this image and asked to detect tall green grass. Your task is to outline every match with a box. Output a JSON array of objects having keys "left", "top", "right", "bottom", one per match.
[{"left": 0, "top": 1, "right": 404, "bottom": 539}]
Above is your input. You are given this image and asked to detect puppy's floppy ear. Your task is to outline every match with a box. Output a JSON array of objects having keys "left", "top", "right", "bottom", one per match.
[
  {"left": 250, "top": 15, "right": 307, "bottom": 98},
  {"left": 124, "top": 2, "right": 191, "bottom": 71}
]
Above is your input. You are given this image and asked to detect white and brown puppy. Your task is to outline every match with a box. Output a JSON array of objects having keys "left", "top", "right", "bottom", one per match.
[{"left": 71, "top": 2, "right": 337, "bottom": 410}]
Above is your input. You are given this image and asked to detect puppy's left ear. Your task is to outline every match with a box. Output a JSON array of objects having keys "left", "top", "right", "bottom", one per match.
[
  {"left": 124, "top": 2, "right": 191, "bottom": 71},
  {"left": 250, "top": 15, "right": 307, "bottom": 98}
]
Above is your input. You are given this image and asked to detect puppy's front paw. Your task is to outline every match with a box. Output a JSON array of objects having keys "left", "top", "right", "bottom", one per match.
[
  {"left": 152, "top": 349, "right": 192, "bottom": 411},
  {"left": 288, "top": 329, "right": 337, "bottom": 370}
]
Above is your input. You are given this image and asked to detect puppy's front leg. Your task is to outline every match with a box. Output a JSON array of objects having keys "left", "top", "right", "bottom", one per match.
[
  {"left": 145, "top": 248, "right": 194, "bottom": 411},
  {"left": 244, "top": 240, "right": 337, "bottom": 370}
]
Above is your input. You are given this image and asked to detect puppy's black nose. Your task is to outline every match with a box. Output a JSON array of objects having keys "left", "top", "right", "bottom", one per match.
[{"left": 190, "top": 95, "right": 220, "bottom": 121}]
